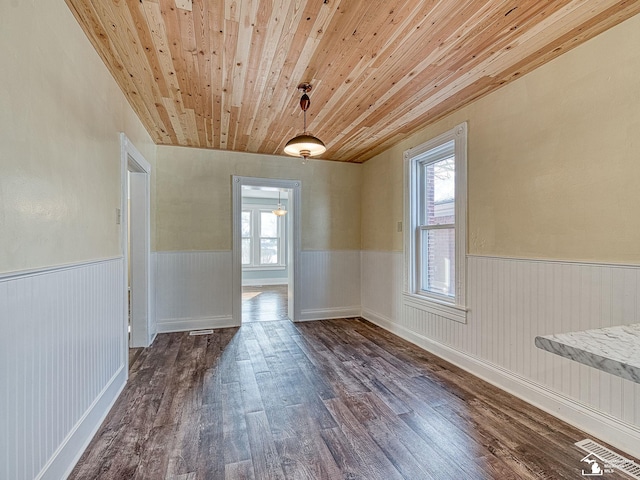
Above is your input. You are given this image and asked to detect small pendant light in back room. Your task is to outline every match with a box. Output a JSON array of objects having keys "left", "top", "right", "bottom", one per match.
[{"left": 272, "top": 191, "right": 287, "bottom": 216}]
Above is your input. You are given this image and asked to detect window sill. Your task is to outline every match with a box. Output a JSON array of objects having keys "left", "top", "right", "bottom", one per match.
[{"left": 402, "top": 292, "right": 467, "bottom": 324}]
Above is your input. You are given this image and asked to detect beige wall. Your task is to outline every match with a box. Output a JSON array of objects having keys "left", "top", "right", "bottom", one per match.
[
  {"left": 362, "top": 13, "right": 640, "bottom": 264},
  {"left": 156, "top": 147, "right": 361, "bottom": 251},
  {"left": 5, "top": 1, "right": 638, "bottom": 268},
  {"left": 0, "top": 1, "right": 157, "bottom": 274}
]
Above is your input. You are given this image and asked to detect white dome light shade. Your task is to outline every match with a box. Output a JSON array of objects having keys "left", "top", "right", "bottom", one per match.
[
  {"left": 272, "top": 205, "right": 287, "bottom": 216},
  {"left": 284, "top": 134, "right": 326, "bottom": 157},
  {"left": 272, "top": 190, "right": 288, "bottom": 216}
]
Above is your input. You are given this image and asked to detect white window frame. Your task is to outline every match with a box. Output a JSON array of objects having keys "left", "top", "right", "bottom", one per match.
[
  {"left": 241, "top": 204, "right": 286, "bottom": 269},
  {"left": 404, "top": 122, "right": 467, "bottom": 323}
]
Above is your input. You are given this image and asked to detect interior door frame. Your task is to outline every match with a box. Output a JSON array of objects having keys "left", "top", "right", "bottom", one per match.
[
  {"left": 232, "top": 176, "right": 302, "bottom": 325},
  {"left": 120, "top": 133, "right": 154, "bottom": 351}
]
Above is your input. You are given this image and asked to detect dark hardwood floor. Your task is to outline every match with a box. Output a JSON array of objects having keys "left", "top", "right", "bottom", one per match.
[
  {"left": 242, "top": 285, "right": 288, "bottom": 323},
  {"left": 71, "top": 318, "right": 637, "bottom": 479},
  {"left": 128, "top": 346, "right": 143, "bottom": 367}
]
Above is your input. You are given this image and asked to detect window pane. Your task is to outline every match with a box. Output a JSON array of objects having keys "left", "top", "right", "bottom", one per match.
[
  {"left": 242, "top": 238, "right": 251, "bottom": 265},
  {"left": 242, "top": 211, "right": 251, "bottom": 236},
  {"left": 420, "top": 228, "right": 455, "bottom": 297},
  {"left": 260, "top": 211, "right": 278, "bottom": 237},
  {"left": 423, "top": 156, "right": 455, "bottom": 225},
  {"left": 260, "top": 238, "right": 278, "bottom": 264}
]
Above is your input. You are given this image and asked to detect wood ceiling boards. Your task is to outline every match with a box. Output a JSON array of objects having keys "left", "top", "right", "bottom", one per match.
[{"left": 65, "top": 0, "right": 640, "bottom": 163}]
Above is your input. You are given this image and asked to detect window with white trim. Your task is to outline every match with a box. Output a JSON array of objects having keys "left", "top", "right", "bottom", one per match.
[
  {"left": 405, "top": 122, "right": 467, "bottom": 322},
  {"left": 241, "top": 205, "right": 286, "bottom": 268}
]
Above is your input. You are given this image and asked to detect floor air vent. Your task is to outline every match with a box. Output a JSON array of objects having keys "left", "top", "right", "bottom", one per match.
[
  {"left": 575, "top": 439, "right": 640, "bottom": 479},
  {"left": 189, "top": 329, "right": 214, "bottom": 336}
]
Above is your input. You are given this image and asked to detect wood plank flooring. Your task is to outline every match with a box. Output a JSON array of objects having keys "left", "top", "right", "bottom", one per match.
[
  {"left": 71, "top": 318, "right": 637, "bottom": 479},
  {"left": 242, "top": 285, "right": 289, "bottom": 323}
]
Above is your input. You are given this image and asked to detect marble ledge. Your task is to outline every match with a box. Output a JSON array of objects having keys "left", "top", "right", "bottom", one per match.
[{"left": 534, "top": 324, "right": 640, "bottom": 384}]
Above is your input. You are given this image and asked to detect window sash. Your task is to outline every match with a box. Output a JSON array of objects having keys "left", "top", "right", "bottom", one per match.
[{"left": 416, "top": 158, "right": 457, "bottom": 299}]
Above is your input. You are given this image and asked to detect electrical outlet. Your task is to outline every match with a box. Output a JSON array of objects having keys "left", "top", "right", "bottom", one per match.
[
  {"left": 116, "top": 208, "right": 122, "bottom": 225},
  {"left": 397, "top": 221, "right": 402, "bottom": 232}
]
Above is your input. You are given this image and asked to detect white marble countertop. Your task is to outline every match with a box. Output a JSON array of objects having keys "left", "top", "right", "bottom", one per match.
[{"left": 535, "top": 324, "right": 640, "bottom": 384}]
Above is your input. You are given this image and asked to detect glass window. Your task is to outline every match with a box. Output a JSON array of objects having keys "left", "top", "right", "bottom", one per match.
[
  {"left": 242, "top": 211, "right": 252, "bottom": 265},
  {"left": 405, "top": 122, "right": 467, "bottom": 322},
  {"left": 260, "top": 238, "right": 279, "bottom": 264},
  {"left": 422, "top": 156, "right": 455, "bottom": 225},
  {"left": 420, "top": 228, "right": 455, "bottom": 297},
  {"left": 417, "top": 146, "right": 456, "bottom": 298},
  {"left": 241, "top": 211, "right": 252, "bottom": 236},
  {"left": 241, "top": 203, "right": 286, "bottom": 268},
  {"left": 241, "top": 238, "right": 251, "bottom": 265},
  {"left": 260, "top": 212, "right": 278, "bottom": 237}
]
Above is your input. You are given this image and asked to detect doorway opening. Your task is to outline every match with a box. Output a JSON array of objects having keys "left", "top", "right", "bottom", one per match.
[
  {"left": 232, "top": 176, "right": 301, "bottom": 325},
  {"left": 120, "top": 134, "right": 154, "bottom": 355},
  {"left": 241, "top": 186, "right": 290, "bottom": 322}
]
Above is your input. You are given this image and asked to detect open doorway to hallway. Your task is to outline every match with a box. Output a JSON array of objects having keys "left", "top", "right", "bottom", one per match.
[{"left": 241, "top": 185, "right": 291, "bottom": 322}]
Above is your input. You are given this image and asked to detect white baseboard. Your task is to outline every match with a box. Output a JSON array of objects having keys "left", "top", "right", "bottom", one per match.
[
  {"left": 38, "top": 365, "right": 127, "bottom": 480},
  {"left": 242, "top": 278, "right": 287, "bottom": 287},
  {"left": 156, "top": 315, "right": 237, "bottom": 333},
  {"left": 361, "top": 308, "right": 640, "bottom": 460},
  {"left": 298, "top": 306, "right": 361, "bottom": 322}
]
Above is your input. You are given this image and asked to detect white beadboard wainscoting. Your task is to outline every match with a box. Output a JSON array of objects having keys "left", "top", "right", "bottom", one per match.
[
  {"left": 361, "top": 251, "right": 640, "bottom": 458},
  {"left": 155, "top": 251, "right": 234, "bottom": 331},
  {"left": 299, "top": 250, "right": 361, "bottom": 321},
  {"left": 0, "top": 257, "right": 126, "bottom": 480},
  {"left": 242, "top": 273, "right": 288, "bottom": 287},
  {"left": 155, "top": 250, "right": 361, "bottom": 326}
]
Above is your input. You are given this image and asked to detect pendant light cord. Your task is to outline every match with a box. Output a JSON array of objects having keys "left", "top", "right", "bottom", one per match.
[{"left": 303, "top": 107, "right": 307, "bottom": 134}]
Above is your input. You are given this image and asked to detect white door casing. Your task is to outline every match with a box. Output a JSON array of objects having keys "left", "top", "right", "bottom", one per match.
[{"left": 120, "top": 133, "right": 154, "bottom": 350}]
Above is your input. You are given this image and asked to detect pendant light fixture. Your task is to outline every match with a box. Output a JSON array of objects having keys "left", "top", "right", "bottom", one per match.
[
  {"left": 272, "top": 191, "right": 287, "bottom": 216},
  {"left": 284, "top": 83, "right": 326, "bottom": 161}
]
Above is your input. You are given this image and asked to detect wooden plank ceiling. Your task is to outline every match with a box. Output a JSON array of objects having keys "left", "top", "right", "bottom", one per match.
[{"left": 66, "top": 0, "right": 640, "bottom": 163}]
